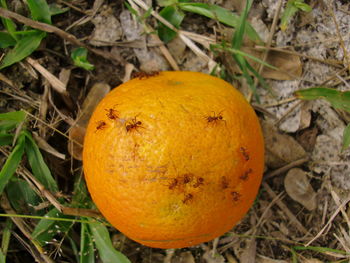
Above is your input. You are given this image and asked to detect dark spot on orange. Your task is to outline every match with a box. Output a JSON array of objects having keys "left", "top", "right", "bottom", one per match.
[
  {"left": 221, "top": 176, "right": 229, "bottom": 189},
  {"left": 240, "top": 147, "right": 250, "bottom": 161},
  {"left": 193, "top": 177, "right": 204, "bottom": 188},
  {"left": 240, "top": 168, "right": 252, "bottom": 181},
  {"left": 231, "top": 191, "right": 241, "bottom": 202},
  {"left": 182, "top": 193, "right": 193, "bottom": 204}
]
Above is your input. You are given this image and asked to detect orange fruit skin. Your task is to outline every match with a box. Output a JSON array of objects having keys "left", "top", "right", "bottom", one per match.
[{"left": 83, "top": 71, "right": 264, "bottom": 249}]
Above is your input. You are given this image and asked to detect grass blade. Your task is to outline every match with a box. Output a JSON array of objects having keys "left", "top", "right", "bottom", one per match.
[
  {"left": 0, "top": 0, "right": 18, "bottom": 41},
  {"left": 80, "top": 223, "right": 95, "bottom": 263},
  {"left": 0, "top": 32, "right": 16, "bottom": 48},
  {"left": 295, "top": 87, "right": 350, "bottom": 112},
  {"left": 158, "top": 5, "right": 185, "bottom": 43},
  {"left": 0, "top": 133, "right": 13, "bottom": 146},
  {"left": 88, "top": 220, "right": 130, "bottom": 263},
  {"left": 342, "top": 123, "right": 350, "bottom": 151},
  {"left": 26, "top": 0, "right": 51, "bottom": 24},
  {"left": 232, "top": 0, "right": 252, "bottom": 49},
  {"left": 292, "top": 245, "right": 349, "bottom": 255},
  {"left": 178, "top": 2, "right": 261, "bottom": 43},
  {"left": 6, "top": 178, "right": 40, "bottom": 214},
  {"left": 0, "top": 219, "right": 12, "bottom": 262},
  {"left": 23, "top": 130, "right": 58, "bottom": 192},
  {"left": 0, "top": 132, "right": 25, "bottom": 195},
  {"left": 49, "top": 3, "right": 69, "bottom": 16},
  {"left": 0, "top": 30, "right": 46, "bottom": 70}
]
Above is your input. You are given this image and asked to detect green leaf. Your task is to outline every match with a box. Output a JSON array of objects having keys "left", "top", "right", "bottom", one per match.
[
  {"left": 0, "top": 32, "right": 16, "bottom": 48},
  {"left": 80, "top": 223, "right": 95, "bottom": 263},
  {"left": 295, "top": 87, "right": 350, "bottom": 112},
  {"left": 0, "top": 251, "right": 5, "bottom": 263},
  {"left": 0, "top": 110, "right": 26, "bottom": 122},
  {"left": 0, "top": 30, "right": 46, "bottom": 70},
  {"left": 71, "top": 47, "right": 95, "bottom": 71},
  {"left": 178, "top": 3, "right": 262, "bottom": 43},
  {"left": 6, "top": 178, "right": 40, "bottom": 214},
  {"left": 158, "top": 6, "right": 185, "bottom": 43},
  {"left": 0, "top": 0, "right": 18, "bottom": 41},
  {"left": 294, "top": 1, "right": 312, "bottom": 12},
  {"left": 280, "top": 0, "right": 312, "bottom": 31},
  {"left": 23, "top": 131, "right": 58, "bottom": 192},
  {"left": 157, "top": 0, "right": 178, "bottom": 7},
  {"left": 88, "top": 220, "right": 130, "bottom": 263},
  {"left": 0, "top": 111, "right": 26, "bottom": 132},
  {"left": 31, "top": 208, "right": 75, "bottom": 246},
  {"left": 0, "top": 132, "right": 25, "bottom": 195},
  {"left": 49, "top": 3, "right": 69, "bottom": 16},
  {"left": 0, "top": 133, "right": 13, "bottom": 146},
  {"left": 72, "top": 176, "right": 93, "bottom": 209},
  {"left": 342, "top": 123, "right": 350, "bottom": 151},
  {"left": 26, "top": 0, "right": 51, "bottom": 24}
]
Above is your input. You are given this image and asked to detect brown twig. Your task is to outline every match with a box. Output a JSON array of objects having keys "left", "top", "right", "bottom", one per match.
[
  {"left": 264, "top": 156, "right": 310, "bottom": 180},
  {"left": 262, "top": 182, "right": 310, "bottom": 235}
]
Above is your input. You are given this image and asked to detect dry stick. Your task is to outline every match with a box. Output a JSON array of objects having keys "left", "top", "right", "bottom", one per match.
[
  {"left": 305, "top": 196, "right": 350, "bottom": 246},
  {"left": 0, "top": 8, "right": 126, "bottom": 65},
  {"left": 329, "top": 2, "right": 350, "bottom": 70},
  {"left": 262, "top": 182, "right": 310, "bottom": 235},
  {"left": 254, "top": 46, "right": 344, "bottom": 68},
  {"left": 129, "top": 0, "right": 216, "bottom": 68},
  {"left": 248, "top": 0, "right": 284, "bottom": 102},
  {"left": 26, "top": 57, "right": 66, "bottom": 95},
  {"left": 264, "top": 157, "right": 310, "bottom": 180}
]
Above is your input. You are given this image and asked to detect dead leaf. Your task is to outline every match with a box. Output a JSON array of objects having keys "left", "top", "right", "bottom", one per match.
[
  {"left": 171, "top": 251, "right": 195, "bottom": 263},
  {"left": 284, "top": 168, "right": 317, "bottom": 211},
  {"left": 68, "top": 83, "right": 110, "bottom": 160},
  {"left": 256, "top": 255, "right": 289, "bottom": 263},
  {"left": 262, "top": 121, "right": 307, "bottom": 168}
]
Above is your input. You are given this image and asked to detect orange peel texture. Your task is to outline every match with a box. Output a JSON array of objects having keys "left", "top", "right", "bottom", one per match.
[{"left": 83, "top": 71, "right": 264, "bottom": 249}]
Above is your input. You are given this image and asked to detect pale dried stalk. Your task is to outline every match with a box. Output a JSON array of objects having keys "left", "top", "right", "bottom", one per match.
[{"left": 26, "top": 57, "right": 67, "bottom": 95}]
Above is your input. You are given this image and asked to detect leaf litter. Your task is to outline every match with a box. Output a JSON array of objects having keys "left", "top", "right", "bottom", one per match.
[{"left": 0, "top": 0, "right": 350, "bottom": 262}]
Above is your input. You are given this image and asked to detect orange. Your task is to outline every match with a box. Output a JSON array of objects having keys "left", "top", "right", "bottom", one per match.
[{"left": 83, "top": 71, "right": 264, "bottom": 249}]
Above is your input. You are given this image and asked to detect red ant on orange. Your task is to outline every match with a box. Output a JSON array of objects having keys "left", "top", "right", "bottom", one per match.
[
  {"left": 182, "top": 193, "right": 193, "bottom": 204},
  {"left": 125, "top": 116, "right": 144, "bottom": 133},
  {"left": 105, "top": 107, "right": 119, "bottom": 121},
  {"left": 95, "top": 120, "right": 107, "bottom": 132},
  {"left": 133, "top": 71, "right": 160, "bottom": 80},
  {"left": 205, "top": 110, "right": 226, "bottom": 126},
  {"left": 240, "top": 147, "right": 250, "bottom": 161}
]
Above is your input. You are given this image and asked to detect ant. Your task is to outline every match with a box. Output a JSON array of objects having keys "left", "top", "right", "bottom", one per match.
[
  {"left": 231, "top": 191, "right": 241, "bottom": 202},
  {"left": 221, "top": 176, "right": 229, "bottom": 189},
  {"left": 125, "top": 117, "right": 144, "bottom": 133},
  {"left": 95, "top": 121, "right": 107, "bottom": 131},
  {"left": 168, "top": 178, "right": 178, "bottom": 190},
  {"left": 133, "top": 71, "right": 159, "bottom": 80},
  {"left": 239, "top": 168, "right": 252, "bottom": 181},
  {"left": 182, "top": 174, "right": 193, "bottom": 184},
  {"left": 193, "top": 177, "right": 204, "bottom": 188},
  {"left": 240, "top": 147, "right": 250, "bottom": 161},
  {"left": 182, "top": 193, "right": 193, "bottom": 204},
  {"left": 105, "top": 108, "right": 119, "bottom": 120},
  {"left": 205, "top": 111, "right": 226, "bottom": 125}
]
